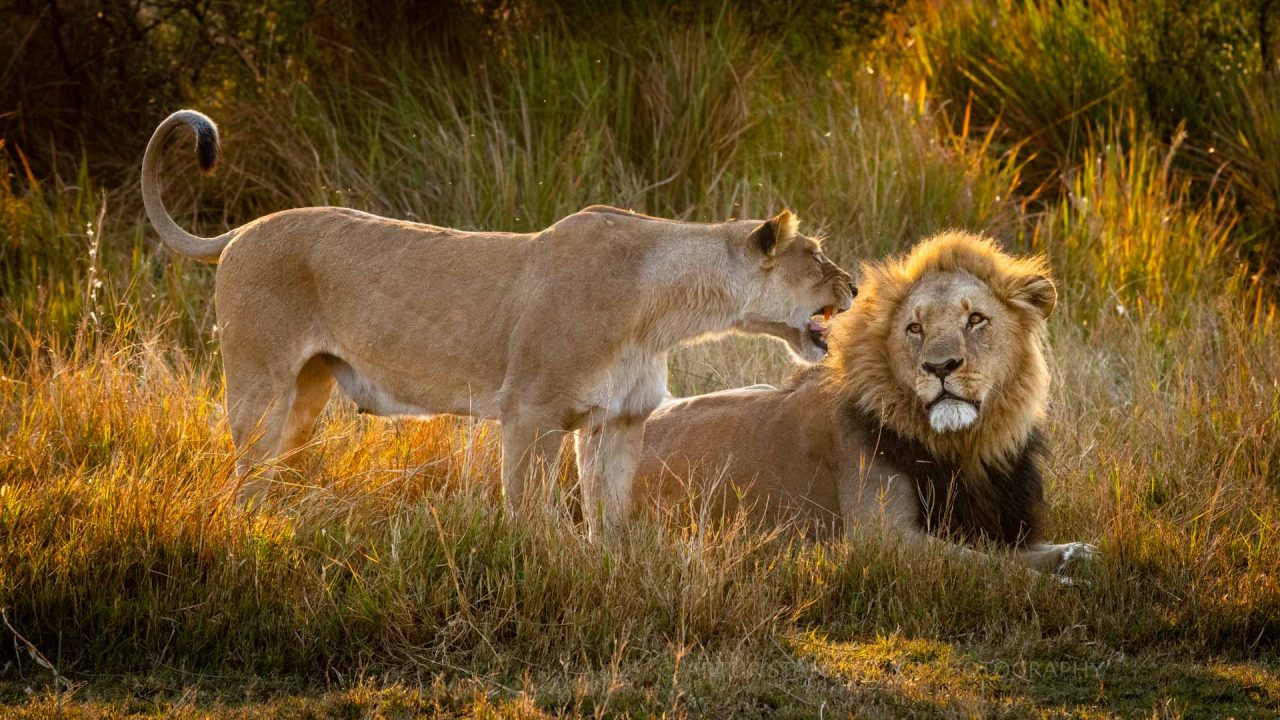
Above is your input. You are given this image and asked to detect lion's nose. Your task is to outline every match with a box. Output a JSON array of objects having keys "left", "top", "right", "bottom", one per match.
[{"left": 922, "top": 357, "right": 963, "bottom": 379}]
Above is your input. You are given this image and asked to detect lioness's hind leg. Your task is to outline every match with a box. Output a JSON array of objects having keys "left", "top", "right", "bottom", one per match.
[
  {"left": 226, "top": 381, "right": 294, "bottom": 505},
  {"left": 277, "top": 356, "right": 335, "bottom": 466},
  {"left": 225, "top": 357, "right": 335, "bottom": 504},
  {"left": 223, "top": 344, "right": 323, "bottom": 503}
]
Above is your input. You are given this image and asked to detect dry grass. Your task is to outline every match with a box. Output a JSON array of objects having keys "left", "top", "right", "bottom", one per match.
[{"left": 2, "top": 4, "right": 1279, "bottom": 718}]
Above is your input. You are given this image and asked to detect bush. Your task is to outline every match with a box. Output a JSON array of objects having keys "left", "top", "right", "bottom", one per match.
[
  {"left": 0, "top": 1, "right": 312, "bottom": 181},
  {"left": 913, "top": 0, "right": 1131, "bottom": 190}
]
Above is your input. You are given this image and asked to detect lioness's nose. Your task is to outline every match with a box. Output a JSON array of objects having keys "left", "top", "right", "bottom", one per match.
[
  {"left": 845, "top": 278, "right": 858, "bottom": 298},
  {"left": 922, "top": 357, "right": 963, "bottom": 379}
]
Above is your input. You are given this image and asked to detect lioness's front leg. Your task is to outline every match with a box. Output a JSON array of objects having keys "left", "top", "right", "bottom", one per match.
[
  {"left": 576, "top": 416, "right": 645, "bottom": 540},
  {"left": 500, "top": 413, "right": 565, "bottom": 515}
]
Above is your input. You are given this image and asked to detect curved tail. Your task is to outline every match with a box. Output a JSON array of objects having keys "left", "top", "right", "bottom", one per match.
[{"left": 141, "top": 110, "right": 236, "bottom": 263}]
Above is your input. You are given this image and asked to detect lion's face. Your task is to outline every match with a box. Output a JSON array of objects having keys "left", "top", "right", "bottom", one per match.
[
  {"left": 736, "top": 211, "right": 856, "bottom": 363},
  {"left": 826, "top": 231, "right": 1057, "bottom": 465},
  {"left": 884, "top": 266, "right": 1055, "bottom": 433},
  {"left": 886, "top": 271, "right": 1005, "bottom": 432}
]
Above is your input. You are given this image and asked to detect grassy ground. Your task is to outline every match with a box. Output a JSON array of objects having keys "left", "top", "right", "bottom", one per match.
[{"left": 2, "top": 2, "right": 1279, "bottom": 717}]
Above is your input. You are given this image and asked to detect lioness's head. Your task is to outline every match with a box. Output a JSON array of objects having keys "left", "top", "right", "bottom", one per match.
[
  {"left": 735, "top": 210, "right": 857, "bottom": 363},
  {"left": 827, "top": 231, "right": 1056, "bottom": 466}
]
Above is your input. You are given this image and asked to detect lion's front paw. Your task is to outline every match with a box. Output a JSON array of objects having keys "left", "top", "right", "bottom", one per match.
[{"left": 1056, "top": 542, "right": 1100, "bottom": 575}]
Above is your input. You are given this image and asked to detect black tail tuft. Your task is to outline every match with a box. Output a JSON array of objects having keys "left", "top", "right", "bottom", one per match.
[{"left": 192, "top": 116, "right": 220, "bottom": 173}]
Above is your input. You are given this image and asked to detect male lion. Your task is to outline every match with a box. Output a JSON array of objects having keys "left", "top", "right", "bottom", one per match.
[
  {"left": 635, "top": 231, "right": 1097, "bottom": 574},
  {"left": 141, "top": 110, "right": 855, "bottom": 533}
]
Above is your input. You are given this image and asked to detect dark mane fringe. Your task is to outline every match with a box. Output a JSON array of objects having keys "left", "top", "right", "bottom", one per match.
[{"left": 847, "top": 405, "right": 1046, "bottom": 547}]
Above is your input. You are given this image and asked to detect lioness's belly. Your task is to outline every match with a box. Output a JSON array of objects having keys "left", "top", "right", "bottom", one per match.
[{"left": 321, "top": 353, "right": 501, "bottom": 418}]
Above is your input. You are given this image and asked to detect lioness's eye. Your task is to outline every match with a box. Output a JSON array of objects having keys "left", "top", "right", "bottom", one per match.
[
  {"left": 968, "top": 312, "right": 987, "bottom": 326},
  {"left": 907, "top": 322, "right": 922, "bottom": 335}
]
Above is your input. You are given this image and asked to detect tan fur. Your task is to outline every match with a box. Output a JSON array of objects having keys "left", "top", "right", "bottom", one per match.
[
  {"left": 140, "top": 110, "right": 855, "bottom": 535},
  {"left": 636, "top": 231, "right": 1096, "bottom": 575}
]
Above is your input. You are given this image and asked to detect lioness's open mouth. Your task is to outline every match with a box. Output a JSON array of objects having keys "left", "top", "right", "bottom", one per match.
[{"left": 806, "top": 305, "right": 837, "bottom": 351}]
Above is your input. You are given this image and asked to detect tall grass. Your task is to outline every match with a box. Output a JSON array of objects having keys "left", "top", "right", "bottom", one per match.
[
  {"left": 1, "top": 3, "right": 1279, "bottom": 715},
  {"left": 215, "top": 23, "right": 1016, "bottom": 247},
  {"left": 913, "top": 0, "right": 1130, "bottom": 190},
  {"left": 1033, "top": 122, "right": 1237, "bottom": 318},
  {"left": 1214, "top": 77, "right": 1280, "bottom": 254},
  {"left": 914, "top": 0, "right": 1278, "bottom": 265}
]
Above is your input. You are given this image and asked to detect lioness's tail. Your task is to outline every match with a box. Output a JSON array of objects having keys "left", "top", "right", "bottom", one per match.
[{"left": 141, "top": 110, "right": 236, "bottom": 263}]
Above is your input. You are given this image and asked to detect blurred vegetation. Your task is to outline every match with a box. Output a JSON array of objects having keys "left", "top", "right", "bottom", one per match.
[
  {"left": 1, "top": 0, "right": 1280, "bottom": 716},
  {"left": 0, "top": 1, "right": 902, "bottom": 179},
  {"left": 914, "top": 0, "right": 1280, "bottom": 265}
]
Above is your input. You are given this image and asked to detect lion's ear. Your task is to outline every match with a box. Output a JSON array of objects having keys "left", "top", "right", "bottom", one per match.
[
  {"left": 1016, "top": 274, "right": 1057, "bottom": 318},
  {"left": 750, "top": 210, "right": 798, "bottom": 256}
]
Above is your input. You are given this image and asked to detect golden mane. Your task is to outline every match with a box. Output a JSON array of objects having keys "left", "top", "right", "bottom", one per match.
[{"left": 823, "top": 231, "right": 1054, "bottom": 472}]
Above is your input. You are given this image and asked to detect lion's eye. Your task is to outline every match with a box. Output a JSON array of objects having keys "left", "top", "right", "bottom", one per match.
[
  {"left": 968, "top": 312, "right": 987, "bottom": 327},
  {"left": 906, "top": 322, "right": 923, "bottom": 335}
]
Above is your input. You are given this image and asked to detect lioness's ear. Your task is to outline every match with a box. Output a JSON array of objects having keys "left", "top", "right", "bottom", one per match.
[
  {"left": 1017, "top": 274, "right": 1057, "bottom": 318},
  {"left": 750, "top": 210, "right": 798, "bottom": 256}
]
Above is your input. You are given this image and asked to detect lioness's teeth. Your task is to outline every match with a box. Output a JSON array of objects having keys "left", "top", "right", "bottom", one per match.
[{"left": 822, "top": 306, "right": 834, "bottom": 321}]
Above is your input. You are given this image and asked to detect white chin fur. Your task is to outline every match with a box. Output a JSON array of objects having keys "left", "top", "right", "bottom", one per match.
[{"left": 928, "top": 399, "right": 978, "bottom": 433}]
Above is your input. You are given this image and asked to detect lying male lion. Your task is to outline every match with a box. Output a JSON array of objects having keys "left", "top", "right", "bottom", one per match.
[
  {"left": 635, "top": 231, "right": 1097, "bottom": 574},
  {"left": 141, "top": 110, "right": 855, "bottom": 533}
]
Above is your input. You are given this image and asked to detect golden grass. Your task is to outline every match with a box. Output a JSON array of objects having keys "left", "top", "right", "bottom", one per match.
[{"left": 2, "top": 205, "right": 1277, "bottom": 713}]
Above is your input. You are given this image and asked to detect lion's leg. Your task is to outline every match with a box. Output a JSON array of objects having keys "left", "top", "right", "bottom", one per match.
[
  {"left": 1012, "top": 542, "right": 1099, "bottom": 575},
  {"left": 499, "top": 413, "right": 564, "bottom": 516},
  {"left": 574, "top": 429, "right": 600, "bottom": 533},
  {"left": 894, "top": 524, "right": 1097, "bottom": 582},
  {"left": 576, "top": 415, "right": 645, "bottom": 540},
  {"left": 847, "top": 481, "right": 1097, "bottom": 581}
]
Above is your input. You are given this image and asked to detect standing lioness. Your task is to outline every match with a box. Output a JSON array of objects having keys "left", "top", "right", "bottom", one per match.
[{"left": 141, "top": 110, "right": 855, "bottom": 533}]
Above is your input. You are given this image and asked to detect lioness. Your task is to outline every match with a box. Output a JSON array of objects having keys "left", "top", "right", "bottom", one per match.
[
  {"left": 635, "top": 231, "right": 1096, "bottom": 574},
  {"left": 141, "top": 110, "right": 855, "bottom": 533}
]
